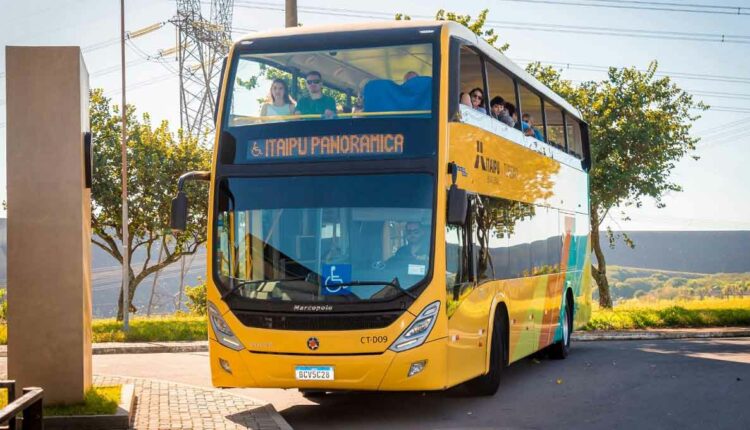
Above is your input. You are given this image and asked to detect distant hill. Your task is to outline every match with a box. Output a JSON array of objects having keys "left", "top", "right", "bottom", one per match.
[
  {"left": 0, "top": 219, "right": 748, "bottom": 316},
  {"left": 0, "top": 218, "right": 205, "bottom": 318},
  {"left": 599, "top": 231, "right": 750, "bottom": 273}
]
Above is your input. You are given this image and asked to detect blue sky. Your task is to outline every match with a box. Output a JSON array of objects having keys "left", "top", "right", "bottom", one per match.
[{"left": 1, "top": 0, "right": 749, "bottom": 230}]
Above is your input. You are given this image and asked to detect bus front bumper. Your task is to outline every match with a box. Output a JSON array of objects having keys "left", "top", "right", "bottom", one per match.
[{"left": 209, "top": 337, "right": 448, "bottom": 391}]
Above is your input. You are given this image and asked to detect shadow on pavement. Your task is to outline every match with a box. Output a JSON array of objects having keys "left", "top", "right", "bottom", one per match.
[{"left": 281, "top": 339, "right": 750, "bottom": 430}]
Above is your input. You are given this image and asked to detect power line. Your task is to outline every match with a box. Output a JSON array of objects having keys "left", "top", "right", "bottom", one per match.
[
  {"left": 514, "top": 58, "right": 750, "bottom": 84},
  {"left": 695, "top": 117, "right": 750, "bottom": 134},
  {"left": 234, "top": 1, "right": 750, "bottom": 44},
  {"left": 496, "top": 0, "right": 750, "bottom": 16},
  {"left": 687, "top": 90, "right": 750, "bottom": 101}
]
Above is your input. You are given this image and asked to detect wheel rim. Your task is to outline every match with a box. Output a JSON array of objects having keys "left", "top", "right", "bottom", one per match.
[{"left": 563, "top": 307, "right": 570, "bottom": 346}]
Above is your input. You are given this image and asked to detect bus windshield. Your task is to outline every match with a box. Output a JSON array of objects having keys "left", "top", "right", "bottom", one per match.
[
  {"left": 215, "top": 174, "right": 434, "bottom": 303},
  {"left": 225, "top": 43, "right": 434, "bottom": 127}
]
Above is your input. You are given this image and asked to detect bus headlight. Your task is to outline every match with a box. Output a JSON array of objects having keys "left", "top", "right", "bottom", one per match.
[
  {"left": 389, "top": 301, "right": 440, "bottom": 352},
  {"left": 208, "top": 302, "right": 245, "bottom": 351}
]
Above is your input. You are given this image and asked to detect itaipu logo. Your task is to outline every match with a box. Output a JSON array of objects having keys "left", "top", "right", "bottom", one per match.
[
  {"left": 475, "top": 140, "right": 500, "bottom": 174},
  {"left": 307, "top": 337, "right": 320, "bottom": 351}
]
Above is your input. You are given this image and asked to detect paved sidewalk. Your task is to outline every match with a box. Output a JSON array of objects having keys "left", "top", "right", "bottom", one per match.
[{"left": 95, "top": 375, "right": 291, "bottom": 430}]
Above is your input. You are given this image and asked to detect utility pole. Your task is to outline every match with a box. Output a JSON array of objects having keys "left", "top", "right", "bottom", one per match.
[
  {"left": 285, "top": 0, "right": 297, "bottom": 27},
  {"left": 120, "top": 0, "right": 130, "bottom": 331}
]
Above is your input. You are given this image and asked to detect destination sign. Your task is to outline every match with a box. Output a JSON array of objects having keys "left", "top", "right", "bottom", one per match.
[{"left": 246, "top": 133, "right": 405, "bottom": 160}]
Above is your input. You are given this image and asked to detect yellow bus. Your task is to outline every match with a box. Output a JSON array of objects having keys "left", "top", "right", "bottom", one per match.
[{"left": 171, "top": 20, "right": 592, "bottom": 396}]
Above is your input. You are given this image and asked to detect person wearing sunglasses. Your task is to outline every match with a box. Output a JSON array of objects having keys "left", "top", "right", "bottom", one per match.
[
  {"left": 295, "top": 70, "right": 337, "bottom": 119},
  {"left": 469, "top": 87, "right": 486, "bottom": 113}
]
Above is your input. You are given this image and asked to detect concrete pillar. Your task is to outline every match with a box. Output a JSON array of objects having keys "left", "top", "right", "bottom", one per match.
[{"left": 5, "top": 46, "right": 92, "bottom": 404}]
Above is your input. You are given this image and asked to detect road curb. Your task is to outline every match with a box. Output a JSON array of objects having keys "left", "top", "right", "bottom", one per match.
[
  {"left": 573, "top": 327, "right": 750, "bottom": 341},
  {"left": 1, "top": 329, "right": 748, "bottom": 357}
]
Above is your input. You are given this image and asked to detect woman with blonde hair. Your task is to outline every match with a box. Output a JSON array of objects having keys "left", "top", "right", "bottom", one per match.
[{"left": 260, "top": 79, "right": 295, "bottom": 117}]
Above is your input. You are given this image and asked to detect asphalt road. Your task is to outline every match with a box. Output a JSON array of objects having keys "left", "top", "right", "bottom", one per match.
[
  {"left": 280, "top": 338, "right": 750, "bottom": 429},
  {"left": 43, "top": 338, "right": 750, "bottom": 429}
]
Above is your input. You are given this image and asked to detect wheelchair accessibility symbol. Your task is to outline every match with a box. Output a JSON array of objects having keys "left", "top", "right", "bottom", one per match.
[{"left": 322, "top": 264, "right": 352, "bottom": 295}]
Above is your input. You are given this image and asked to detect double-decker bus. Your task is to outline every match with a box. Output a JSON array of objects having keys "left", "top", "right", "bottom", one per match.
[{"left": 171, "top": 20, "right": 591, "bottom": 396}]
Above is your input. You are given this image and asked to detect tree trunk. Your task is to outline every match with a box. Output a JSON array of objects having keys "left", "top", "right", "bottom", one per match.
[
  {"left": 147, "top": 243, "right": 165, "bottom": 316},
  {"left": 590, "top": 210, "right": 613, "bottom": 308},
  {"left": 116, "top": 271, "right": 139, "bottom": 320}
]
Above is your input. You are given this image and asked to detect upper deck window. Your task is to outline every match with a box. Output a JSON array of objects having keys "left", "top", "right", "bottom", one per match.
[
  {"left": 225, "top": 43, "right": 434, "bottom": 127},
  {"left": 545, "top": 104, "right": 565, "bottom": 150},
  {"left": 566, "top": 117, "right": 584, "bottom": 159}
]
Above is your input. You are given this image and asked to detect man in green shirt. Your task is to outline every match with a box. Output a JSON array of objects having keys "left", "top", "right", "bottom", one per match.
[{"left": 295, "top": 71, "right": 337, "bottom": 119}]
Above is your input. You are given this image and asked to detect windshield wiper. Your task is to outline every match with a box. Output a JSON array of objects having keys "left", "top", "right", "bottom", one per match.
[
  {"left": 331, "top": 277, "right": 416, "bottom": 300},
  {"left": 222, "top": 276, "right": 305, "bottom": 300}
]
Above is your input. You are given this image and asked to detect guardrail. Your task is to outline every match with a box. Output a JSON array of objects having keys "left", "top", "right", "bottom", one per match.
[{"left": 0, "top": 381, "right": 43, "bottom": 430}]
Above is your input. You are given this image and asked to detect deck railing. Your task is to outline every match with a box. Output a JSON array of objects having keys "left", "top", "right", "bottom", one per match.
[{"left": 0, "top": 381, "right": 43, "bottom": 430}]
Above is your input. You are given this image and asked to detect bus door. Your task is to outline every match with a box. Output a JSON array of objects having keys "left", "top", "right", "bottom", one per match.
[{"left": 446, "top": 196, "right": 491, "bottom": 385}]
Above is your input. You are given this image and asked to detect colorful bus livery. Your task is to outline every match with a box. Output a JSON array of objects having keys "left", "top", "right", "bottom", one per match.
[{"left": 170, "top": 20, "right": 591, "bottom": 397}]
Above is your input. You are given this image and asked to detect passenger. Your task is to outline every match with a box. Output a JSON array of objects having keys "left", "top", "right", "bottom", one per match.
[
  {"left": 295, "top": 71, "right": 336, "bottom": 119},
  {"left": 459, "top": 92, "right": 472, "bottom": 108},
  {"left": 490, "top": 96, "right": 504, "bottom": 119},
  {"left": 503, "top": 102, "right": 517, "bottom": 127},
  {"left": 491, "top": 96, "right": 514, "bottom": 127},
  {"left": 386, "top": 221, "right": 428, "bottom": 268},
  {"left": 260, "top": 79, "right": 295, "bottom": 118},
  {"left": 469, "top": 87, "right": 486, "bottom": 113},
  {"left": 403, "top": 71, "right": 418, "bottom": 82},
  {"left": 522, "top": 113, "right": 544, "bottom": 141}
]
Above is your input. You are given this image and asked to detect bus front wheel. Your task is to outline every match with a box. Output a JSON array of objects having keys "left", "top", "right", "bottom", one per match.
[{"left": 465, "top": 312, "right": 505, "bottom": 396}]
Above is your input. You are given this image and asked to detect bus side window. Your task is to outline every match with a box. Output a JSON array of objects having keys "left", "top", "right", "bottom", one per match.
[
  {"left": 454, "top": 45, "right": 485, "bottom": 120},
  {"left": 544, "top": 102, "right": 565, "bottom": 149},
  {"left": 486, "top": 61, "right": 516, "bottom": 127},
  {"left": 566, "top": 117, "right": 584, "bottom": 158},
  {"left": 519, "top": 84, "right": 544, "bottom": 142}
]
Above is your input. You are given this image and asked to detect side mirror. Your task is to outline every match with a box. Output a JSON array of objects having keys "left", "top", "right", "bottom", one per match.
[
  {"left": 170, "top": 170, "right": 211, "bottom": 233},
  {"left": 447, "top": 185, "right": 468, "bottom": 226},
  {"left": 171, "top": 191, "right": 188, "bottom": 232}
]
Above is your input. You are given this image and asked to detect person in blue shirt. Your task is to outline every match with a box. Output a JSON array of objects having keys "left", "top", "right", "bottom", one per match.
[
  {"left": 295, "top": 71, "right": 336, "bottom": 119},
  {"left": 522, "top": 113, "right": 544, "bottom": 141}
]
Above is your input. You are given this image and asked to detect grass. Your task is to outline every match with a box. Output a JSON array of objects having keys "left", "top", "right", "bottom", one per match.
[
  {"left": 89, "top": 314, "right": 207, "bottom": 343},
  {"left": 0, "top": 314, "right": 207, "bottom": 345},
  {"left": 44, "top": 386, "right": 121, "bottom": 416},
  {"left": 584, "top": 298, "right": 750, "bottom": 330},
  {"left": 0, "top": 386, "right": 120, "bottom": 416}
]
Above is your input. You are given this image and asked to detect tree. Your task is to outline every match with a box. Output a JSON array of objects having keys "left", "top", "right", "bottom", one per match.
[
  {"left": 396, "top": 9, "right": 509, "bottom": 53},
  {"left": 526, "top": 62, "right": 707, "bottom": 308},
  {"left": 90, "top": 89, "right": 211, "bottom": 320}
]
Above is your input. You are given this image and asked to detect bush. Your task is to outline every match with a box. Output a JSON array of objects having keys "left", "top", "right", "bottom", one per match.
[
  {"left": 185, "top": 282, "right": 207, "bottom": 316},
  {"left": 583, "top": 299, "right": 750, "bottom": 330},
  {"left": 0, "top": 289, "right": 7, "bottom": 321}
]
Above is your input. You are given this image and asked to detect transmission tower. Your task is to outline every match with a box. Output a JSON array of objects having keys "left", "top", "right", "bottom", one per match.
[{"left": 173, "top": 0, "right": 234, "bottom": 140}]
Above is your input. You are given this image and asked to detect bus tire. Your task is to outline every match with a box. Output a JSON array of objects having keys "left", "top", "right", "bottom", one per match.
[
  {"left": 466, "top": 311, "right": 505, "bottom": 396},
  {"left": 549, "top": 296, "right": 572, "bottom": 360}
]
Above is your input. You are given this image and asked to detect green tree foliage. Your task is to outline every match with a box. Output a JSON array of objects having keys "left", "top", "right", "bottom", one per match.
[
  {"left": 396, "top": 9, "right": 509, "bottom": 53},
  {"left": 90, "top": 89, "right": 211, "bottom": 320},
  {"left": 185, "top": 282, "right": 207, "bottom": 316},
  {"left": 526, "top": 62, "right": 707, "bottom": 308}
]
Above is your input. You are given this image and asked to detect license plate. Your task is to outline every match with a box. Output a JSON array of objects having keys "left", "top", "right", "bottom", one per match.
[{"left": 295, "top": 366, "right": 334, "bottom": 381}]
